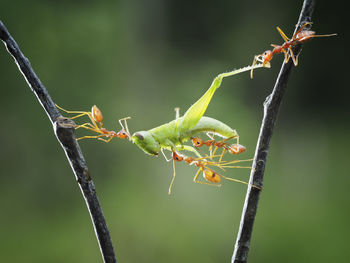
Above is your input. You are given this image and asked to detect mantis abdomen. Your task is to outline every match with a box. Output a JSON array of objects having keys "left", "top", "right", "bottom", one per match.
[
  {"left": 184, "top": 116, "right": 237, "bottom": 140},
  {"left": 148, "top": 116, "right": 237, "bottom": 148}
]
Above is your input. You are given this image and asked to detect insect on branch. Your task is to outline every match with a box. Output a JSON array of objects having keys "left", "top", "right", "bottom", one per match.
[
  {"left": 0, "top": 21, "right": 117, "bottom": 263},
  {"left": 231, "top": 0, "right": 315, "bottom": 262}
]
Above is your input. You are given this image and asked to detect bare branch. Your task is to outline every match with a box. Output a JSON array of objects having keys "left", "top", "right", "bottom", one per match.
[
  {"left": 231, "top": 1, "right": 315, "bottom": 262},
  {"left": 0, "top": 21, "right": 117, "bottom": 263}
]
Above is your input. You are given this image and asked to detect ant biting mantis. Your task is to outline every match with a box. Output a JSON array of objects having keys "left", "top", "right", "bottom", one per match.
[
  {"left": 250, "top": 22, "right": 337, "bottom": 78},
  {"left": 55, "top": 104, "right": 131, "bottom": 142},
  {"left": 57, "top": 63, "right": 268, "bottom": 194}
]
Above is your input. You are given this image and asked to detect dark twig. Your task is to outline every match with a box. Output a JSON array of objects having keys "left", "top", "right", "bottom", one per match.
[
  {"left": 0, "top": 21, "right": 117, "bottom": 263},
  {"left": 231, "top": 1, "right": 315, "bottom": 262}
]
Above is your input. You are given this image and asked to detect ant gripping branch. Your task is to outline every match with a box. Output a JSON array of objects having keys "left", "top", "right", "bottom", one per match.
[
  {"left": 250, "top": 22, "right": 337, "bottom": 78},
  {"left": 56, "top": 104, "right": 131, "bottom": 142}
]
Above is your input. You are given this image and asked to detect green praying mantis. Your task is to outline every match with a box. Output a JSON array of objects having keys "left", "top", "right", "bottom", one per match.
[{"left": 57, "top": 63, "right": 268, "bottom": 194}]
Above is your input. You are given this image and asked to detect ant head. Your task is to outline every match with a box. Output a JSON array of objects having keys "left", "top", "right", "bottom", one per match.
[
  {"left": 262, "top": 50, "right": 273, "bottom": 65},
  {"left": 91, "top": 105, "right": 103, "bottom": 123},
  {"left": 132, "top": 131, "right": 160, "bottom": 156},
  {"left": 172, "top": 151, "right": 184, "bottom": 162},
  {"left": 191, "top": 137, "right": 203, "bottom": 147},
  {"left": 116, "top": 129, "right": 129, "bottom": 139}
]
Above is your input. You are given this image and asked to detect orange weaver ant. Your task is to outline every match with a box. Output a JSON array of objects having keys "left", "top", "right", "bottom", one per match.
[
  {"left": 191, "top": 135, "right": 247, "bottom": 165},
  {"left": 56, "top": 104, "right": 131, "bottom": 142},
  {"left": 250, "top": 22, "right": 337, "bottom": 78},
  {"left": 169, "top": 150, "right": 259, "bottom": 195},
  {"left": 191, "top": 136, "right": 246, "bottom": 154}
]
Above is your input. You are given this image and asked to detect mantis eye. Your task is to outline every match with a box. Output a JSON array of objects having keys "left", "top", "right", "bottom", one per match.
[{"left": 134, "top": 132, "right": 144, "bottom": 140}]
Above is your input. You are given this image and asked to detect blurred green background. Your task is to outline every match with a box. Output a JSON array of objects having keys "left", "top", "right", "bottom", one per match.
[{"left": 0, "top": 1, "right": 348, "bottom": 262}]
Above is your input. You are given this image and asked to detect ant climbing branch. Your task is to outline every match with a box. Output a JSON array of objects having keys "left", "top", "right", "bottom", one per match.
[{"left": 250, "top": 22, "right": 336, "bottom": 78}]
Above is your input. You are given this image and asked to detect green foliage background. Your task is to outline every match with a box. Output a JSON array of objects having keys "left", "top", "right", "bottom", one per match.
[{"left": 0, "top": 1, "right": 348, "bottom": 262}]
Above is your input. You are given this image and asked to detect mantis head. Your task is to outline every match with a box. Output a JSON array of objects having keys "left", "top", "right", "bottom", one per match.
[{"left": 132, "top": 131, "right": 160, "bottom": 156}]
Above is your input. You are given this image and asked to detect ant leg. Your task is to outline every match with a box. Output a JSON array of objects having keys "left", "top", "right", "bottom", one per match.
[
  {"left": 276, "top": 26, "right": 290, "bottom": 42},
  {"left": 220, "top": 165, "right": 252, "bottom": 169},
  {"left": 218, "top": 148, "right": 226, "bottom": 163},
  {"left": 56, "top": 104, "right": 101, "bottom": 129},
  {"left": 193, "top": 167, "right": 201, "bottom": 181},
  {"left": 294, "top": 22, "right": 312, "bottom": 37},
  {"left": 250, "top": 55, "right": 259, "bottom": 79},
  {"left": 283, "top": 49, "right": 290, "bottom": 63},
  {"left": 287, "top": 47, "right": 298, "bottom": 66},
  {"left": 311, "top": 33, "right": 337, "bottom": 38},
  {"left": 219, "top": 174, "right": 260, "bottom": 189},
  {"left": 218, "top": 137, "right": 238, "bottom": 162},
  {"left": 222, "top": 135, "right": 239, "bottom": 144},
  {"left": 216, "top": 159, "right": 253, "bottom": 171},
  {"left": 74, "top": 123, "right": 103, "bottom": 136},
  {"left": 56, "top": 104, "right": 93, "bottom": 120},
  {"left": 76, "top": 134, "right": 107, "bottom": 141},
  {"left": 219, "top": 158, "right": 254, "bottom": 166},
  {"left": 283, "top": 48, "right": 296, "bottom": 65},
  {"left": 75, "top": 122, "right": 97, "bottom": 130},
  {"left": 206, "top": 132, "right": 215, "bottom": 157},
  {"left": 214, "top": 135, "right": 238, "bottom": 161},
  {"left": 98, "top": 136, "right": 115, "bottom": 143},
  {"left": 211, "top": 146, "right": 220, "bottom": 158}
]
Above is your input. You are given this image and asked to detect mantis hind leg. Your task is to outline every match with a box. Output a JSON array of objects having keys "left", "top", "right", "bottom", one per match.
[
  {"left": 168, "top": 159, "right": 177, "bottom": 195},
  {"left": 181, "top": 63, "right": 269, "bottom": 133},
  {"left": 181, "top": 145, "right": 203, "bottom": 158}
]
